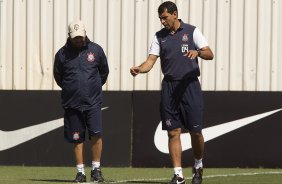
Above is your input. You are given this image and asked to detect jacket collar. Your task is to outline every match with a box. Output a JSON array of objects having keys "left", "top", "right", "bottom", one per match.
[{"left": 65, "top": 36, "right": 91, "bottom": 51}]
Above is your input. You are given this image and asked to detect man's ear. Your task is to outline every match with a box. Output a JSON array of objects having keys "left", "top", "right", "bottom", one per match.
[{"left": 173, "top": 11, "right": 178, "bottom": 17}]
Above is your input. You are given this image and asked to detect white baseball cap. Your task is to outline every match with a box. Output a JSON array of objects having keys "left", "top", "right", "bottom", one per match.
[{"left": 68, "top": 20, "right": 86, "bottom": 38}]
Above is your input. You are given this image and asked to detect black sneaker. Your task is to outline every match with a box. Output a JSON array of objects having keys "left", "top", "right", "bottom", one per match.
[
  {"left": 74, "top": 172, "right": 86, "bottom": 183},
  {"left": 169, "top": 174, "right": 186, "bottom": 184},
  {"left": 191, "top": 167, "right": 203, "bottom": 184},
  {"left": 90, "top": 167, "right": 104, "bottom": 183}
]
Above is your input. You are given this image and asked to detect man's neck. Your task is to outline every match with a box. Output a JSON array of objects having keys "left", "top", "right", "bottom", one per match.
[{"left": 171, "top": 19, "right": 181, "bottom": 34}]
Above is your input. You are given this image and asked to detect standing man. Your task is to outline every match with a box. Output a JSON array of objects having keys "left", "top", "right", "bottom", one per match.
[
  {"left": 54, "top": 20, "right": 109, "bottom": 183},
  {"left": 130, "top": 1, "right": 213, "bottom": 184}
]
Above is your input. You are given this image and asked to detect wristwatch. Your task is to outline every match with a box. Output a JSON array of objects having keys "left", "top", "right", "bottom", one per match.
[{"left": 197, "top": 50, "right": 201, "bottom": 57}]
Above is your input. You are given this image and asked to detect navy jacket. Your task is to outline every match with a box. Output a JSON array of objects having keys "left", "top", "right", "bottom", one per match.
[{"left": 54, "top": 37, "right": 109, "bottom": 110}]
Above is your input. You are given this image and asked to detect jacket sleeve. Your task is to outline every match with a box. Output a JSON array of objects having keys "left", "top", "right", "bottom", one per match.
[
  {"left": 98, "top": 48, "right": 109, "bottom": 85},
  {"left": 53, "top": 52, "right": 63, "bottom": 88}
]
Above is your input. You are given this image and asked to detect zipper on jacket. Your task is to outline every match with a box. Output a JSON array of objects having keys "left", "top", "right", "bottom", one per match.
[{"left": 78, "top": 51, "right": 83, "bottom": 110}]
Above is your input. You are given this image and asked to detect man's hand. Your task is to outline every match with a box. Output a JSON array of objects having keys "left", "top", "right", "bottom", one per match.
[
  {"left": 184, "top": 47, "right": 214, "bottom": 60},
  {"left": 130, "top": 55, "right": 158, "bottom": 77},
  {"left": 183, "top": 50, "right": 199, "bottom": 59},
  {"left": 130, "top": 67, "right": 140, "bottom": 77}
]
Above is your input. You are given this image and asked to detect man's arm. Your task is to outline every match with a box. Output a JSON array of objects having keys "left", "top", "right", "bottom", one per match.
[
  {"left": 98, "top": 48, "right": 109, "bottom": 85},
  {"left": 197, "top": 46, "right": 214, "bottom": 60},
  {"left": 185, "top": 27, "right": 214, "bottom": 60},
  {"left": 53, "top": 54, "right": 63, "bottom": 88},
  {"left": 130, "top": 54, "right": 158, "bottom": 77}
]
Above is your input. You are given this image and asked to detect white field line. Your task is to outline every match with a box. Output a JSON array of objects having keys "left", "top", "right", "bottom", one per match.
[{"left": 103, "top": 171, "right": 282, "bottom": 183}]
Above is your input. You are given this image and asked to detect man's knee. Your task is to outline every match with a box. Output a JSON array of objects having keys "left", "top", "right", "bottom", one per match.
[
  {"left": 168, "top": 128, "right": 181, "bottom": 139},
  {"left": 190, "top": 131, "right": 203, "bottom": 138}
]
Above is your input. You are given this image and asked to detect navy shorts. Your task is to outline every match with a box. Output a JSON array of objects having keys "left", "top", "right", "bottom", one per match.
[
  {"left": 64, "top": 107, "right": 102, "bottom": 143},
  {"left": 160, "top": 78, "right": 203, "bottom": 132}
]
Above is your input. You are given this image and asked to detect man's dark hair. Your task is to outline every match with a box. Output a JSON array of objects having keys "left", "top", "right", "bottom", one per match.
[{"left": 158, "top": 1, "right": 178, "bottom": 15}]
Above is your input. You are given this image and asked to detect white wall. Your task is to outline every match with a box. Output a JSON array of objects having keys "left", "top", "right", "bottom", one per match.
[{"left": 0, "top": 0, "right": 281, "bottom": 91}]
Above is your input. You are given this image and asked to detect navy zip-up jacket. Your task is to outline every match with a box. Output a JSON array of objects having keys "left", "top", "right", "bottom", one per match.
[{"left": 54, "top": 37, "right": 109, "bottom": 110}]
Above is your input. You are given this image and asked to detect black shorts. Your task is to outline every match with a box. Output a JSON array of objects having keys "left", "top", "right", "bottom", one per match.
[
  {"left": 160, "top": 78, "right": 203, "bottom": 132},
  {"left": 64, "top": 107, "right": 102, "bottom": 143}
]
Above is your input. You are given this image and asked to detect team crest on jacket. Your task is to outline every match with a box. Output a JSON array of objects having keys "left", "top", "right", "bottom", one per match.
[
  {"left": 182, "top": 34, "right": 188, "bottom": 42},
  {"left": 87, "top": 52, "right": 95, "bottom": 62},
  {"left": 73, "top": 132, "right": 80, "bottom": 140}
]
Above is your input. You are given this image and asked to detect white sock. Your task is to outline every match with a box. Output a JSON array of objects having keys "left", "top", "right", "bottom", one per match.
[
  {"left": 174, "top": 167, "right": 183, "bottom": 178},
  {"left": 194, "top": 158, "right": 203, "bottom": 169},
  {"left": 91, "top": 161, "right": 100, "bottom": 170},
  {"left": 76, "top": 164, "right": 85, "bottom": 175}
]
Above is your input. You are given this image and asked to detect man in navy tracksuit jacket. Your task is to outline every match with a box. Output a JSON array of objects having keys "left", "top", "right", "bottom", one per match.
[{"left": 54, "top": 20, "right": 109, "bottom": 183}]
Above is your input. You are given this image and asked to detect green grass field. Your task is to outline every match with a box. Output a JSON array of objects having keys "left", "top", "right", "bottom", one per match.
[{"left": 0, "top": 166, "right": 282, "bottom": 184}]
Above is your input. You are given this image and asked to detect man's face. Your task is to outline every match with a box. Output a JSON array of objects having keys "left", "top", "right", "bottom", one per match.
[
  {"left": 159, "top": 9, "right": 177, "bottom": 31},
  {"left": 70, "top": 36, "right": 85, "bottom": 48}
]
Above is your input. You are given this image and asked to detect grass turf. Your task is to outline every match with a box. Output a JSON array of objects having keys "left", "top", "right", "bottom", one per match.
[{"left": 0, "top": 166, "right": 281, "bottom": 183}]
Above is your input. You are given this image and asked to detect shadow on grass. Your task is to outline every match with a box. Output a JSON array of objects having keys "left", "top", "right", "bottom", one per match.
[
  {"left": 28, "top": 179, "right": 169, "bottom": 184},
  {"left": 125, "top": 181, "right": 168, "bottom": 184},
  {"left": 28, "top": 179, "right": 73, "bottom": 183}
]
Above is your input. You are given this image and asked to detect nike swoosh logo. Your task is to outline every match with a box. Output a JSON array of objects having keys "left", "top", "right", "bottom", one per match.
[
  {"left": 0, "top": 107, "right": 109, "bottom": 151},
  {"left": 154, "top": 108, "right": 282, "bottom": 154},
  {"left": 176, "top": 180, "right": 185, "bottom": 184}
]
